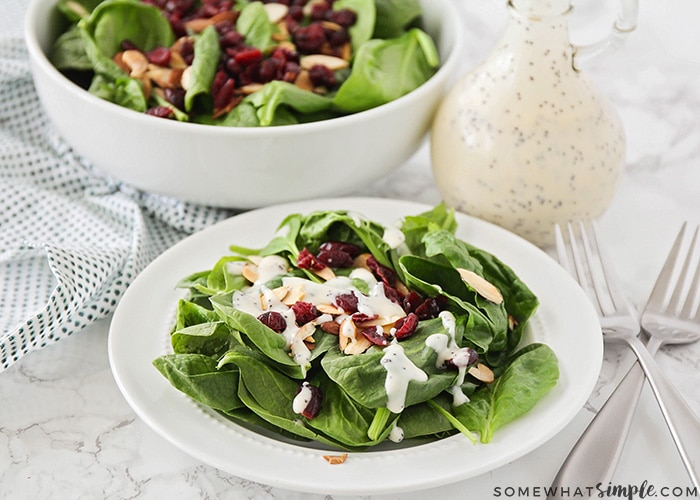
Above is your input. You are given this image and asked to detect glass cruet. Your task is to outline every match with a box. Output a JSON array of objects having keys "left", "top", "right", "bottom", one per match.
[{"left": 430, "top": 0, "right": 639, "bottom": 247}]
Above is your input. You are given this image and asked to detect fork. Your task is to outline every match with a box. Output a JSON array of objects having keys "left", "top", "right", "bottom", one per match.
[{"left": 548, "top": 221, "right": 700, "bottom": 495}]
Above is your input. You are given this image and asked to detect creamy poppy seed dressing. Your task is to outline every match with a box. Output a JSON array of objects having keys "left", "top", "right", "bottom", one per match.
[
  {"left": 426, "top": 311, "right": 471, "bottom": 406},
  {"left": 230, "top": 256, "right": 405, "bottom": 371},
  {"left": 431, "top": 3, "right": 625, "bottom": 247},
  {"left": 381, "top": 341, "right": 428, "bottom": 413}
]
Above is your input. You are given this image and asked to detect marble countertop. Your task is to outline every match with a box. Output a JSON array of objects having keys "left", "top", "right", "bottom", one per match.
[{"left": 2, "top": 0, "right": 700, "bottom": 498}]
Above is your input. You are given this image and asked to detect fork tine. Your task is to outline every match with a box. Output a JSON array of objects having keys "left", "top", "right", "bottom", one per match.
[
  {"left": 588, "top": 221, "right": 629, "bottom": 316},
  {"left": 646, "top": 222, "right": 688, "bottom": 313},
  {"left": 565, "top": 222, "right": 601, "bottom": 312},
  {"left": 679, "top": 226, "right": 700, "bottom": 319},
  {"left": 576, "top": 221, "right": 608, "bottom": 314},
  {"left": 554, "top": 224, "right": 573, "bottom": 275}
]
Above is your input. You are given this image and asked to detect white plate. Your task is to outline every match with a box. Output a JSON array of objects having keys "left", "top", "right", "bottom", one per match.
[{"left": 108, "top": 197, "right": 602, "bottom": 495}]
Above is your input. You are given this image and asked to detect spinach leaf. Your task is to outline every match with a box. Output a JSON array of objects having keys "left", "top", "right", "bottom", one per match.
[
  {"left": 152, "top": 353, "right": 244, "bottom": 412},
  {"left": 236, "top": 1, "right": 276, "bottom": 52},
  {"left": 333, "top": 0, "right": 376, "bottom": 52},
  {"left": 373, "top": 0, "right": 423, "bottom": 39},
  {"left": 212, "top": 296, "right": 307, "bottom": 378},
  {"left": 321, "top": 318, "right": 459, "bottom": 409},
  {"left": 86, "top": 74, "right": 148, "bottom": 111},
  {"left": 333, "top": 28, "right": 438, "bottom": 113},
  {"left": 453, "top": 344, "right": 559, "bottom": 443},
  {"left": 223, "top": 348, "right": 355, "bottom": 448},
  {"left": 297, "top": 210, "right": 393, "bottom": 268},
  {"left": 171, "top": 322, "right": 240, "bottom": 358},
  {"left": 246, "top": 81, "right": 333, "bottom": 127},
  {"left": 50, "top": 25, "right": 91, "bottom": 71},
  {"left": 184, "top": 25, "right": 220, "bottom": 112},
  {"left": 79, "top": 0, "right": 174, "bottom": 59},
  {"left": 304, "top": 372, "right": 397, "bottom": 448},
  {"left": 57, "top": 0, "right": 103, "bottom": 21}
]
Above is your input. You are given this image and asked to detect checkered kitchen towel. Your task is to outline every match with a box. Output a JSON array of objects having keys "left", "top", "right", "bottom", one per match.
[{"left": 0, "top": 0, "right": 234, "bottom": 372}]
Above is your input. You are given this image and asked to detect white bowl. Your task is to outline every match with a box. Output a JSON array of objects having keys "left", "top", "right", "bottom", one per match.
[{"left": 24, "top": 0, "right": 464, "bottom": 208}]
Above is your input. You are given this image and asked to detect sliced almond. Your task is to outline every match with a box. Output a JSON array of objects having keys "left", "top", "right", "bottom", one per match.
[
  {"left": 240, "top": 83, "right": 265, "bottom": 95},
  {"left": 122, "top": 49, "right": 149, "bottom": 78},
  {"left": 294, "top": 322, "right": 316, "bottom": 342},
  {"left": 184, "top": 10, "right": 237, "bottom": 32},
  {"left": 272, "top": 21, "right": 290, "bottom": 42},
  {"left": 300, "top": 54, "right": 349, "bottom": 71},
  {"left": 169, "top": 50, "right": 187, "bottom": 69},
  {"left": 338, "top": 41, "right": 352, "bottom": 61},
  {"left": 353, "top": 253, "right": 372, "bottom": 271},
  {"left": 271, "top": 285, "right": 290, "bottom": 302},
  {"left": 294, "top": 70, "right": 314, "bottom": 92},
  {"left": 147, "top": 65, "right": 182, "bottom": 89},
  {"left": 314, "top": 266, "right": 336, "bottom": 281},
  {"left": 281, "top": 283, "right": 305, "bottom": 306},
  {"left": 263, "top": 2, "right": 289, "bottom": 24},
  {"left": 338, "top": 316, "right": 355, "bottom": 351},
  {"left": 457, "top": 268, "right": 504, "bottom": 304},
  {"left": 317, "top": 303, "right": 342, "bottom": 315},
  {"left": 468, "top": 363, "right": 495, "bottom": 384},
  {"left": 508, "top": 314, "right": 518, "bottom": 331},
  {"left": 344, "top": 335, "right": 372, "bottom": 355},
  {"left": 323, "top": 453, "right": 348, "bottom": 465},
  {"left": 277, "top": 40, "right": 297, "bottom": 52},
  {"left": 112, "top": 52, "right": 129, "bottom": 73},
  {"left": 321, "top": 20, "right": 342, "bottom": 31},
  {"left": 241, "top": 262, "right": 259, "bottom": 283},
  {"left": 180, "top": 66, "right": 193, "bottom": 91}
]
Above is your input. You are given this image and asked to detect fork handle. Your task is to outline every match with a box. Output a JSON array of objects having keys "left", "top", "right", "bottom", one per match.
[
  {"left": 547, "top": 362, "right": 647, "bottom": 498},
  {"left": 547, "top": 337, "right": 664, "bottom": 497},
  {"left": 626, "top": 335, "right": 700, "bottom": 489}
]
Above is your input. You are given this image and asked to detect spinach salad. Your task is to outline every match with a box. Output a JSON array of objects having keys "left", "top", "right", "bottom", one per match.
[
  {"left": 153, "top": 205, "right": 559, "bottom": 452},
  {"left": 50, "top": 0, "right": 440, "bottom": 126}
]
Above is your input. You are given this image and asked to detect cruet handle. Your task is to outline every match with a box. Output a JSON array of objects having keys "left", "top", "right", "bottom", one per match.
[{"left": 572, "top": 0, "right": 639, "bottom": 70}]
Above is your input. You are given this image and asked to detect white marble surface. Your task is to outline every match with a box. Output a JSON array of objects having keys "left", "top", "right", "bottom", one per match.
[{"left": 2, "top": 0, "right": 700, "bottom": 498}]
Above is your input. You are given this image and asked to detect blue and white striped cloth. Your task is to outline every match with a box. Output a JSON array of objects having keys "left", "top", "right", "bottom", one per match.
[{"left": 0, "top": 0, "right": 234, "bottom": 371}]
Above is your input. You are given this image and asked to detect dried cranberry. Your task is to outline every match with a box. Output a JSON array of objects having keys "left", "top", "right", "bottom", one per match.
[
  {"left": 402, "top": 291, "right": 424, "bottom": 314},
  {"left": 120, "top": 39, "right": 140, "bottom": 51},
  {"left": 445, "top": 348, "right": 479, "bottom": 370},
  {"left": 258, "top": 311, "right": 287, "bottom": 333},
  {"left": 366, "top": 255, "right": 397, "bottom": 287},
  {"left": 361, "top": 326, "right": 389, "bottom": 346},
  {"left": 351, "top": 313, "right": 377, "bottom": 324},
  {"left": 316, "top": 248, "right": 353, "bottom": 268},
  {"left": 296, "top": 382, "right": 323, "bottom": 419},
  {"left": 164, "top": 87, "right": 186, "bottom": 110},
  {"left": 382, "top": 283, "right": 403, "bottom": 305},
  {"left": 319, "top": 241, "right": 361, "bottom": 257},
  {"left": 145, "top": 106, "right": 175, "bottom": 119},
  {"left": 393, "top": 313, "right": 419, "bottom": 340},
  {"left": 326, "top": 28, "right": 350, "bottom": 47},
  {"left": 213, "top": 77, "right": 235, "bottom": 111},
  {"left": 325, "top": 8, "right": 356, "bottom": 27},
  {"left": 145, "top": 46, "right": 171, "bottom": 66},
  {"left": 310, "top": 2, "right": 331, "bottom": 21},
  {"left": 292, "top": 301, "right": 321, "bottom": 326},
  {"left": 234, "top": 47, "right": 263, "bottom": 65},
  {"left": 335, "top": 292, "right": 358, "bottom": 314},
  {"left": 294, "top": 23, "right": 327, "bottom": 53},
  {"left": 414, "top": 296, "right": 446, "bottom": 320},
  {"left": 220, "top": 30, "right": 244, "bottom": 48},
  {"left": 308, "top": 64, "right": 337, "bottom": 89},
  {"left": 297, "top": 248, "right": 326, "bottom": 271}
]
